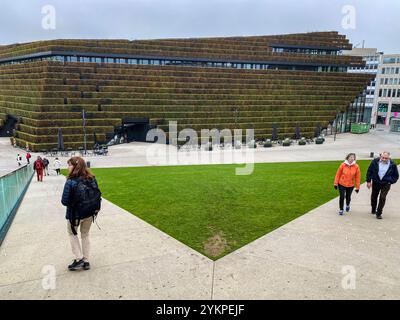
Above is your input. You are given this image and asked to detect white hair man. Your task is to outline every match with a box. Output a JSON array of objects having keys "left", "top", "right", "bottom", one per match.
[{"left": 366, "top": 151, "right": 399, "bottom": 219}]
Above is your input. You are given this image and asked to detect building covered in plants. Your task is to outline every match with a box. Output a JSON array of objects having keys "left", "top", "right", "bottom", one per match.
[{"left": 0, "top": 31, "right": 373, "bottom": 151}]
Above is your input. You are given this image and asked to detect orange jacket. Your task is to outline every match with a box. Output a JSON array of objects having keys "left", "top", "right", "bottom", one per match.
[{"left": 334, "top": 162, "right": 361, "bottom": 189}]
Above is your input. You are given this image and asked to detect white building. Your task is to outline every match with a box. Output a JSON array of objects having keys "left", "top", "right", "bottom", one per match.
[
  {"left": 372, "top": 54, "right": 400, "bottom": 126},
  {"left": 344, "top": 48, "right": 383, "bottom": 123}
]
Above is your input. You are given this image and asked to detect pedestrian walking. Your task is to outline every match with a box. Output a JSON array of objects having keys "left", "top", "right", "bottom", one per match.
[
  {"left": 366, "top": 152, "right": 399, "bottom": 219},
  {"left": 33, "top": 156, "right": 45, "bottom": 182},
  {"left": 334, "top": 153, "right": 361, "bottom": 215},
  {"left": 54, "top": 157, "right": 61, "bottom": 175},
  {"left": 16, "top": 154, "right": 22, "bottom": 166},
  {"left": 42, "top": 157, "right": 50, "bottom": 176},
  {"left": 61, "top": 157, "right": 102, "bottom": 271},
  {"left": 26, "top": 152, "right": 31, "bottom": 164}
]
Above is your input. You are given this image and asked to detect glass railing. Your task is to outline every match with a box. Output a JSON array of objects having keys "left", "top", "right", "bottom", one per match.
[{"left": 0, "top": 164, "right": 34, "bottom": 244}]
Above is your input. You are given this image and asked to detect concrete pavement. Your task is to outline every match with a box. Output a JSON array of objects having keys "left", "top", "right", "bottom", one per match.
[
  {"left": 1, "top": 173, "right": 399, "bottom": 299},
  {"left": 213, "top": 180, "right": 400, "bottom": 299},
  {"left": 0, "top": 175, "right": 213, "bottom": 299}
]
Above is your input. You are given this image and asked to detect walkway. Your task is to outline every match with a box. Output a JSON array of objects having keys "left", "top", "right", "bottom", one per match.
[
  {"left": 2, "top": 126, "right": 399, "bottom": 173},
  {"left": 1, "top": 174, "right": 399, "bottom": 299}
]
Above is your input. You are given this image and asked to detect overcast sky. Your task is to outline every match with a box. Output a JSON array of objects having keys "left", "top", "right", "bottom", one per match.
[{"left": 1, "top": 0, "right": 399, "bottom": 53}]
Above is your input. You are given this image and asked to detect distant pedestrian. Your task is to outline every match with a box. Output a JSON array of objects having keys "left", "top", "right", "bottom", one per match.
[
  {"left": 33, "top": 156, "right": 45, "bottom": 182},
  {"left": 26, "top": 152, "right": 31, "bottom": 164},
  {"left": 366, "top": 152, "right": 399, "bottom": 219},
  {"left": 16, "top": 154, "right": 22, "bottom": 166},
  {"left": 61, "top": 156, "right": 102, "bottom": 271},
  {"left": 42, "top": 157, "right": 50, "bottom": 176},
  {"left": 54, "top": 158, "right": 61, "bottom": 175},
  {"left": 334, "top": 153, "right": 361, "bottom": 215}
]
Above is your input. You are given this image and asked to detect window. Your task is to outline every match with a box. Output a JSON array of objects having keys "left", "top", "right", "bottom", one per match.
[
  {"left": 385, "top": 78, "right": 389, "bottom": 85},
  {"left": 398, "top": 90, "right": 400, "bottom": 98},
  {"left": 389, "top": 78, "right": 393, "bottom": 85},
  {"left": 379, "top": 89, "right": 383, "bottom": 97},
  {"left": 382, "top": 68, "right": 386, "bottom": 74},
  {"left": 378, "top": 103, "right": 388, "bottom": 112},
  {"left": 392, "top": 104, "right": 400, "bottom": 112},
  {"left": 393, "top": 89, "right": 397, "bottom": 97},
  {"left": 380, "top": 78, "right": 384, "bottom": 85},
  {"left": 396, "top": 68, "right": 400, "bottom": 74},
  {"left": 383, "top": 57, "right": 396, "bottom": 64},
  {"left": 383, "top": 89, "right": 387, "bottom": 97},
  {"left": 388, "top": 89, "right": 392, "bottom": 97}
]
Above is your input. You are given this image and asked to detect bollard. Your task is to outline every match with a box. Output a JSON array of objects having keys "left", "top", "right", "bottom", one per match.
[{"left": 86, "top": 161, "right": 91, "bottom": 168}]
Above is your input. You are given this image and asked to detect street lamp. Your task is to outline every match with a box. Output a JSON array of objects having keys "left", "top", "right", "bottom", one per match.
[
  {"left": 82, "top": 109, "right": 87, "bottom": 155},
  {"left": 334, "top": 110, "right": 340, "bottom": 142}
]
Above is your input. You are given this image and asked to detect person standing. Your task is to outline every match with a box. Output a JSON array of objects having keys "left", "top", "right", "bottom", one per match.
[
  {"left": 54, "top": 157, "right": 61, "bottom": 175},
  {"left": 367, "top": 152, "right": 399, "bottom": 219},
  {"left": 26, "top": 152, "right": 31, "bottom": 164},
  {"left": 334, "top": 153, "right": 361, "bottom": 215},
  {"left": 61, "top": 157, "right": 101, "bottom": 271},
  {"left": 33, "top": 156, "right": 44, "bottom": 182},
  {"left": 42, "top": 157, "right": 50, "bottom": 176},
  {"left": 16, "top": 154, "right": 22, "bottom": 166}
]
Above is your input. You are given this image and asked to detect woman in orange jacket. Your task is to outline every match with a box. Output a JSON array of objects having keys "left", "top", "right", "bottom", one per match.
[{"left": 334, "top": 153, "right": 361, "bottom": 215}]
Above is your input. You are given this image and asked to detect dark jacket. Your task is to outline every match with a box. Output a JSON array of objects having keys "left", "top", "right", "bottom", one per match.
[
  {"left": 61, "top": 177, "right": 80, "bottom": 220},
  {"left": 61, "top": 177, "right": 98, "bottom": 220},
  {"left": 366, "top": 158, "right": 399, "bottom": 185}
]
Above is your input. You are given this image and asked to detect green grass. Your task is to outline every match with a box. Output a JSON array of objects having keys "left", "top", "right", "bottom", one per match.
[{"left": 85, "top": 160, "right": 399, "bottom": 260}]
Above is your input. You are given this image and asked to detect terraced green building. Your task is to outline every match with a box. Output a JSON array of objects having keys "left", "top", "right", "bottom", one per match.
[{"left": 0, "top": 31, "right": 373, "bottom": 151}]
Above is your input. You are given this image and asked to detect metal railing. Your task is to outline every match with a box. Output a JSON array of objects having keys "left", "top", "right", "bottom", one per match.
[{"left": 0, "top": 164, "right": 34, "bottom": 245}]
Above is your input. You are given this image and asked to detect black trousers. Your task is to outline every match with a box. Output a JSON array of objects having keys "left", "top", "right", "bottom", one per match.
[
  {"left": 338, "top": 184, "right": 354, "bottom": 210},
  {"left": 371, "top": 183, "right": 391, "bottom": 216}
]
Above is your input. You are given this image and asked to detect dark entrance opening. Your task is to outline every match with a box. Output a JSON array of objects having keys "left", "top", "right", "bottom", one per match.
[
  {"left": 0, "top": 115, "right": 18, "bottom": 137},
  {"left": 119, "top": 117, "right": 154, "bottom": 142}
]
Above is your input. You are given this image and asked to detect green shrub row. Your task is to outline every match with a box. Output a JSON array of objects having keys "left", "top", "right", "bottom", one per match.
[
  {"left": 14, "top": 138, "right": 96, "bottom": 152},
  {"left": 18, "top": 124, "right": 115, "bottom": 135},
  {"left": 21, "top": 118, "right": 121, "bottom": 127},
  {"left": 0, "top": 89, "right": 362, "bottom": 101},
  {"left": 44, "top": 63, "right": 368, "bottom": 82},
  {"left": 0, "top": 32, "right": 350, "bottom": 56},
  {"left": 0, "top": 42, "right": 360, "bottom": 66},
  {"left": 1, "top": 63, "right": 368, "bottom": 84},
  {"left": 15, "top": 131, "right": 107, "bottom": 143}
]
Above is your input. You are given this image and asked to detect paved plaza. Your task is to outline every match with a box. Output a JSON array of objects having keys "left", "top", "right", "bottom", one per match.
[{"left": 1, "top": 126, "right": 400, "bottom": 173}]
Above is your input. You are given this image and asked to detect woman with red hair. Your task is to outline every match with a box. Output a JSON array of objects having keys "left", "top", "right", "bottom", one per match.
[{"left": 61, "top": 156, "right": 101, "bottom": 271}]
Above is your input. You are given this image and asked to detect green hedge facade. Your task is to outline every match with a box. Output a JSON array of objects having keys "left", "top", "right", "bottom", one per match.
[{"left": 0, "top": 32, "right": 373, "bottom": 151}]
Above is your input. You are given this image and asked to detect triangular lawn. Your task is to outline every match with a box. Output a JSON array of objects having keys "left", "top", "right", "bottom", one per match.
[{"left": 91, "top": 160, "right": 381, "bottom": 260}]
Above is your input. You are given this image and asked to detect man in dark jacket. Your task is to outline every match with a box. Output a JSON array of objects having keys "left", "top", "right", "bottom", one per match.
[{"left": 366, "top": 151, "right": 399, "bottom": 219}]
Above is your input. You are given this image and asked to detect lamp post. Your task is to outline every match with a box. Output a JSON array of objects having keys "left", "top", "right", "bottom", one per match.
[
  {"left": 83, "top": 109, "right": 87, "bottom": 155},
  {"left": 334, "top": 110, "right": 340, "bottom": 142}
]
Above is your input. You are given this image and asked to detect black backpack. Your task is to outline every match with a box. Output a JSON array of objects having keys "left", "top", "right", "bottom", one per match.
[{"left": 70, "top": 178, "right": 102, "bottom": 235}]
